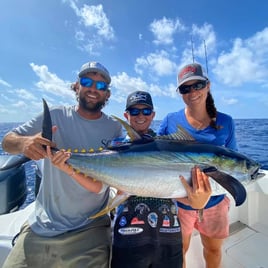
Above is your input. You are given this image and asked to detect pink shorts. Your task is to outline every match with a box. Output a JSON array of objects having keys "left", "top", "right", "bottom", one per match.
[{"left": 178, "top": 196, "right": 230, "bottom": 239}]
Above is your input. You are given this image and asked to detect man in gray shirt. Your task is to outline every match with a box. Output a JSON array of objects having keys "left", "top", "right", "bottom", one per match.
[{"left": 2, "top": 61, "right": 122, "bottom": 268}]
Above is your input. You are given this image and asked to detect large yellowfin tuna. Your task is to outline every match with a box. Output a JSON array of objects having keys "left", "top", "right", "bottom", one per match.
[
  {"left": 2, "top": 100, "right": 261, "bottom": 211},
  {"left": 1, "top": 100, "right": 262, "bottom": 209},
  {"left": 39, "top": 99, "right": 261, "bottom": 209},
  {"left": 66, "top": 119, "right": 260, "bottom": 207}
]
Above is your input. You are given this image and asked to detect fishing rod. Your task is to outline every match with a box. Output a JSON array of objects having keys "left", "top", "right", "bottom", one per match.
[
  {"left": 191, "top": 36, "right": 195, "bottom": 63},
  {"left": 190, "top": 37, "right": 209, "bottom": 74},
  {"left": 203, "top": 39, "right": 209, "bottom": 75}
]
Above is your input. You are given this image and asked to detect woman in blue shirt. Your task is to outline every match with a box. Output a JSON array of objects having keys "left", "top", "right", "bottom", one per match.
[{"left": 158, "top": 63, "right": 237, "bottom": 268}]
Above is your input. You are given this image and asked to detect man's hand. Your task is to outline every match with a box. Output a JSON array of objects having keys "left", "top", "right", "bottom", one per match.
[{"left": 22, "top": 132, "right": 56, "bottom": 160}]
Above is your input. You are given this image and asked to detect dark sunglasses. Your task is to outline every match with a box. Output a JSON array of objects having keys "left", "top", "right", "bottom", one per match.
[
  {"left": 80, "top": 77, "right": 108, "bottom": 91},
  {"left": 178, "top": 81, "right": 208, "bottom": 95},
  {"left": 127, "top": 107, "right": 153, "bottom": 116}
]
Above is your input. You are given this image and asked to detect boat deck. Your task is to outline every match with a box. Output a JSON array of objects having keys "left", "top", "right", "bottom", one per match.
[
  {"left": 1, "top": 208, "right": 267, "bottom": 268},
  {"left": 186, "top": 221, "right": 268, "bottom": 268}
]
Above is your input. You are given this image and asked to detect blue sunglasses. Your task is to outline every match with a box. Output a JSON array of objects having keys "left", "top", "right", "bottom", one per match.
[
  {"left": 127, "top": 108, "right": 153, "bottom": 116},
  {"left": 80, "top": 77, "right": 108, "bottom": 91}
]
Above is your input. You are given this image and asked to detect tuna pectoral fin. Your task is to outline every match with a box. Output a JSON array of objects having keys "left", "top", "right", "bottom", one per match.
[
  {"left": 203, "top": 167, "right": 247, "bottom": 206},
  {"left": 89, "top": 192, "right": 130, "bottom": 219}
]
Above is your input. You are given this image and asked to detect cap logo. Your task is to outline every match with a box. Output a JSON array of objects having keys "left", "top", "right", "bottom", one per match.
[
  {"left": 179, "top": 66, "right": 197, "bottom": 79},
  {"left": 129, "top": 93, "right": 148, "bottom": 103},
  {"left": 89, "top": 62, "right": 106, "bottom": 71}
]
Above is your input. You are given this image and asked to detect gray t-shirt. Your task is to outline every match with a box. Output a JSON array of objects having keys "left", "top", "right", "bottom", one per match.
[{"left": 12, "top": 105, "right": 122, "bottom": 236}]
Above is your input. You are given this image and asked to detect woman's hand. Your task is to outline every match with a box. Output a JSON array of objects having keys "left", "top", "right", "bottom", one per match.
[{"left": 177, "top": 166, "right": 212, "bottom": 209}]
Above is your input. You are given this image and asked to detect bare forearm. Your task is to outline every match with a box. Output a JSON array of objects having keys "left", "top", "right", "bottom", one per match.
[
  {"left": 65, "top": 165, "right": 103, "bottom": 194},
  {"left": 2, "top": 132, "right": 26, "bottom": 154},
  {"left": 3, "top": 131, "right": 55, "bottom": 160},
  {"left": 47, "top": 147, "right": 103, "bottom": 193}
]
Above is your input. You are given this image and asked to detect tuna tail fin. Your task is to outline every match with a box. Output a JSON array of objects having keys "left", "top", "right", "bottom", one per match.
[
  {"left": 203, "top": 167, "right": 247, "bottom": 206},
  {"left": 89, "top": 191, "right": 130, "bottom": 219}
]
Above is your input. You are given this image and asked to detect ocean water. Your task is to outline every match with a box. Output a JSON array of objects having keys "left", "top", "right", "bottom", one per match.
[{"left": 0, "top": 119, "right": 268, "bottom": 208}]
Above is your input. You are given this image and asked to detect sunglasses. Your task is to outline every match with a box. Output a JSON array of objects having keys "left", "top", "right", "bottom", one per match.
[
  {"left": 178, "top": 81, "right": 208, "bottom": 95},
  {"left": 80, "top": 77, "right": 108, "bottom": 91},
  {"left": 127, "top": 107, "right": 153, "bottom": 116}
]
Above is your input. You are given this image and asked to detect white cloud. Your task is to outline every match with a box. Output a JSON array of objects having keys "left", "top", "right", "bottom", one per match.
[
  {"left": 221, "top": 97, "right": 238, "bottom": 105},
  {"left": 191, "top": 23, "right": 217, "bottom": 58},
  {"left": 15, "top": 89, "right": 37, "bottom": 101},
  {"left": 75, "top": 30, "right": 85, "bottom": 41},
  {"left": 135, "top": 50, "right": 177, "bottom": 77},
  {"left": 12, "top": 100, "right": 28, "bottom": 108},
  {"left": 178, "top": 23, "right": 217, "bottom": 69},
  {"left": 0, "top": 78, "right": 11, "bottom": 88},
  {"left": 67, "top": 1, "right": 115, "bottom": 54},
  {"left": 29, "top": 63, "right": 74, "bottom": 98},
  {"left": 149, "top": 17, "right": 186, "bottom": 45},
  {"left": 79, "top": 5, "right": 115, "bottom": 40},
  {"left": 111, "top": 72, "right": 149, "bottom": 101},
  {"left": 68, "top": 1, "right": 115, "bottom": 40},
  {"left": 214, "top": 27, "right": 268, "bottom": 86},
  {"left": 111, "top": 72, "right": 177, "bottom": 104}
]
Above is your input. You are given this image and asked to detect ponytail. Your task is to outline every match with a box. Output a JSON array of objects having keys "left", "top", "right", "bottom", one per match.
[{"left": 206, "top": 91, "right": 223, "bottom": 130}]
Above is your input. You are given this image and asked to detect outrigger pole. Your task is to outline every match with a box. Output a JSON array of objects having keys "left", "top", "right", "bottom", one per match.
[
  {"left": 191, "top": 36, "right": 195, "bottom": 63},
  {"left": 203, "top": 40, "right": 208, "bottom": 75},
  {"left": 191, "top": 37, "right": 209, "bottom": 74}
]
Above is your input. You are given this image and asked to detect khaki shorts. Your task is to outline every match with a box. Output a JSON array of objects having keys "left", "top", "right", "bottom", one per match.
[
  {"left": 3, "top": 217, "right": 111, "bottom": 268},
  {"left": 178, "top": 196, "right": 230, "bottom": 239}
]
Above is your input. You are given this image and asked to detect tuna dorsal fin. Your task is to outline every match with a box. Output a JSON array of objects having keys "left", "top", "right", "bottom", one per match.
[
  {"left": 202, "top": 166, "right": 247, "bottom": 206},
  {"left": 112, "top": 115, "right": 142, "bottom": 141},
  {"left": 156, "top": 125, "right": 195, "bottom": 141}
]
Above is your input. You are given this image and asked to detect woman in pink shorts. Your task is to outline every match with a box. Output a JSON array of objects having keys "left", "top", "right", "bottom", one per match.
[{"left": 158, "top": 63, "right": 237, "bottom": 268}]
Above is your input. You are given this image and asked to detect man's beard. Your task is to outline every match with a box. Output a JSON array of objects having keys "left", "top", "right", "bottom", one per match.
[{"left": 78, "top": 95, "right": 106, "bottom": 112}]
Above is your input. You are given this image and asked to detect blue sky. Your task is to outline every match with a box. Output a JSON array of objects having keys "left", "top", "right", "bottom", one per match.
[{"left": 1, "top": 0, "right": 268, "bottom": 122}]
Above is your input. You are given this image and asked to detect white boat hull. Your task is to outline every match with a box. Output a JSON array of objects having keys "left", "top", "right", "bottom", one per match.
[{"left": 0, "top": 203, "right": 34, "bottom": 267}]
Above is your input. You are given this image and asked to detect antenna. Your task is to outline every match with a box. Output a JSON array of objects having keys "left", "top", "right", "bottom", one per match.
[
  {"left": 203, "top": 40, "right": 208, "bottom": 74},
  {"left": 191, "top": 36, "right": 195, "bottom": 63}
]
